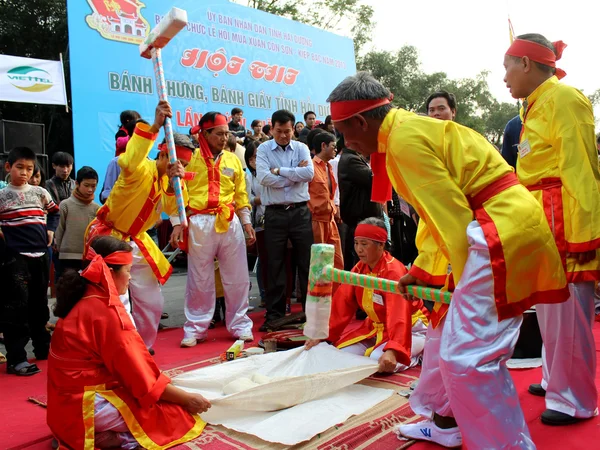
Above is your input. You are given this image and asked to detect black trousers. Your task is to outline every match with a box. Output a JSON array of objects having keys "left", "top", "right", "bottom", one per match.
[
  {"left": 343, "top": 223, "right": 359, "bottom": 271},
  {"left": 1, "top": 251, "right": 51, "bottom": 366},
  {"left": 264, "top": 204, "right": 313, "bottom": 322}
]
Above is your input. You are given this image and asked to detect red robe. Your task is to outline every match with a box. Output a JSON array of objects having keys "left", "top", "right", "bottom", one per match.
[
  {"left": 328, "top": 251, "right": 429, "bottom": 366},
  {"left": 47, "top": 284, "right": 205, "bottom": 449}
]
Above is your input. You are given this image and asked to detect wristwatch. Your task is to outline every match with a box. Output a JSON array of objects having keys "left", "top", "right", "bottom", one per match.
[{"left": 274, "top": 168, "right": 280, "bottom": 176}]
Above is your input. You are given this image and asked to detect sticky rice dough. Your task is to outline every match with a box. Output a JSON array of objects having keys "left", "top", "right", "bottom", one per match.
[
  {"left": 222, "top": 373, "right": 274, "bottom": 395},
  {"left": 223, "top": 377, "right": 259, "bottom": 395}
]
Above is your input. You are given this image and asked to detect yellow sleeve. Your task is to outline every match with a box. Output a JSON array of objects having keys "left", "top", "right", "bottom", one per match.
[
  {"left": 552, "top": 90, "right": 600, "bottom": 251},
  {"left": 386, "top": 124, "right": 477, "bottom": 283},
  {"left": 162, "top": 176, "right": 189, "bottom": 218},
  {"left": 233, "top": 158, "right": 251, "bottom": 211},
  {"left": 409, "top": 220, "right": 450, "bottom": 286},
  {"left": 118, "top": 124, "right": 158, "bottom": 175}
]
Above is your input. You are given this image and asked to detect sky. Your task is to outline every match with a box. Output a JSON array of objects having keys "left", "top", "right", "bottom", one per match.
[{"left": 365, "top": 0, "right": 599, "bottom": 117}]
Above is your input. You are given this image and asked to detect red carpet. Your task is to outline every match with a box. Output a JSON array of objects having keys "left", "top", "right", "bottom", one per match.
[{"left": 3, "top": 319, "right": 600, "bottom": 449}]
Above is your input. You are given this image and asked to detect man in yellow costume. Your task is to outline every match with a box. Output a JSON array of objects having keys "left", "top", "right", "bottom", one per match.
[
  {"left": 170, "top": 112, "right": 256, "bottom": 348},
  {"left": 327, "top": 72, "right": 569, "bottom": 449},
  {"left": 504, "top": 33, "right": 600, "bottom": 426},
  {"left": 86, "top": 101, "right": 190, "bottom": 352}
]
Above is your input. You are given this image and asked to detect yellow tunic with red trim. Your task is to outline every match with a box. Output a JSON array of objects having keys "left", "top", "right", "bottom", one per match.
[
  {"left": 182, "top": 150, "right": 251, "bottom": 232},
  {"left": 379, "top": 108, "right": 568, "bottom": 327},
  {"left": 411, "top": 220, "right": 451, "bottom": 288},
  {"left": 518, "top": 76, "right": 600, "bottom": 282},
  {"left": 47, "top": 284, "right": 205, "bottom": 449},
  {"left": 328, "top": 252, "right": 429, "bottom": 366},
  {"left": 85, "top": 124, "right": 173, "bottom": 284}
]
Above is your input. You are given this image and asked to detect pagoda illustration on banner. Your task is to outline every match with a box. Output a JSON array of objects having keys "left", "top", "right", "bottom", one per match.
[{"left": 85, "top": 0, "right": 150, "bottom": 44}]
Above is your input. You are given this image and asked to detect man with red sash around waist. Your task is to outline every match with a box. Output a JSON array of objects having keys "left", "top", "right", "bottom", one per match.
[
  {"left": 327, "top": 72, "right": 569, "bottom": 449},
  {"left": 504, "top": 34, "right": 600, "bottom": 426},
  {"left": 85, "top": 101, "right": 190, "bottom": 352},
  {"left": 170, "top": 112, "right": 256, "bottom": 348},
  {"left": 306, "top": 217, "right": 428, "bottom": 373}
]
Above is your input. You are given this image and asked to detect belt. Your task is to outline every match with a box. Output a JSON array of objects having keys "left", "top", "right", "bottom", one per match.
[
  {"left": 266, "top": 201, "right": 307, "bottom": 210},
  {"left": 468, "top": 173, "right": 520, "bottom": 210},
  {"left": 526, "top": 177, "right": 562, "bottom": 192}
]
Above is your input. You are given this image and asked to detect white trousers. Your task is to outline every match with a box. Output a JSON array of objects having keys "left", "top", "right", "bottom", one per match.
[
  {"left": 538, "top": 281, "right": 598, "bottom": 418},
  {"left": 410, "top": 221, "right": 535, "bottom": 450},
  {"left": 119, "top": 242, "right": 164, "bottom": 349},
  {"left": 95, "top": 394, "right": 138, "bottom": 449},
  {"left": 341, "top": 318, "right": 428, "bottom": 372},
  {"left": 184, "top": 214, "right": 253, "bottom": 340}
]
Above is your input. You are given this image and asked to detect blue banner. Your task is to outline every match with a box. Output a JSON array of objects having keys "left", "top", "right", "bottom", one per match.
[{"left": 66, "top": 0, "right": 356, "bottom": 190}]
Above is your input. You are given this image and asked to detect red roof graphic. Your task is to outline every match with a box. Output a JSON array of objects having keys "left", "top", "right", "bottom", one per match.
[{"left": 90, "top": 0, "right": 145, "bottom": 24}]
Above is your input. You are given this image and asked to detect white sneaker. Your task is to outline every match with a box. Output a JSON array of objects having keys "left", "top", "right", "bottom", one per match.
[
  {"left": 238, "top": 334, "right": 254, "bottom": 342},
  {"left": 180, "top": 338, "right": 197, "bottom": 348},
  {"left": 396, "top": 420, "right": 462, "bottom": 448}
]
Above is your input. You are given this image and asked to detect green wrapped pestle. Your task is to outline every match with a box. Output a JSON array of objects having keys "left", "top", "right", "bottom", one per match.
[{"left": 323, "top": 265, "right": 452, "bottom": 305}]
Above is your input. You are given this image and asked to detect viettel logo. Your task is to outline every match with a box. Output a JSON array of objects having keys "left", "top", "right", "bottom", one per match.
[{"left": 7, "top": 66, "right": 53, "bottom": 92}]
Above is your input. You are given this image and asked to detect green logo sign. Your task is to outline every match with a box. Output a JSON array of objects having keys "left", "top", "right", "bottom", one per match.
[{"left": 7, "top": 66, "right": 53, "bottom": 92}]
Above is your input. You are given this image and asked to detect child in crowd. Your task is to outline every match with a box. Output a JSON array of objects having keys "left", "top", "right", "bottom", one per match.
[
  {"left": 45, "top": 152, "right": 75, "bottom": 205},
  {"left": 28, "top": 163, "right": 46, "bottom": 188},
  {"left": 0, "top": 147, "right": 59, "bottom": 376},
  {"left": 55, "top": 166, "right": 100, "bottom": 274}
]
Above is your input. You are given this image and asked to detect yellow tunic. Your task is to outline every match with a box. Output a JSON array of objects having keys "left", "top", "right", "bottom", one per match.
[
  {"left": 86, "top": 123, "right": 174, "bottom": 284},
  {"left": 378, "top": 108, "right": 568, "bottom": 326},
  {"left": 518, "top": 76, "right": 600, "bottom": 282},
  {"left": 182, "top": 150, "right": 251, "bottom": 233}
]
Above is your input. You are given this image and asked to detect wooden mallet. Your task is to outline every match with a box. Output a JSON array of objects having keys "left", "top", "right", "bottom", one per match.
[{"left": 139, "top": 7, "right": 189, "bottom": 228}]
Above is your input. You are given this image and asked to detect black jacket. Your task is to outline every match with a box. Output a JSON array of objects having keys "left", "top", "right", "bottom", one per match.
[{"left": 338, "top": 149, "right": 383, "bottom": 227}]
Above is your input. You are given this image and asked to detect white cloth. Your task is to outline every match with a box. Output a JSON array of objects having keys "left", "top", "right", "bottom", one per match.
[
  {"left": 538, "top": 281, "right": 598, "bottom": 418},
  {"left": 184, "top": 214, "right": 253, "bottom": 340},
  {"left": 410, "top": 221, "right": 535, "bottom": 450},
  {"left": 330, "top": 154, "right": 341, "bottom": 206},
  {"left": 341, "top": 318, "right": 427, "bottom": 372},
  {"left": 122, "top": 241, "right": 164, "bottom": 349},
  {"left": 94, "top": 394, "right": 138, "bottom": 449},
  {"left": 173, "top": 344, "right": 393, "bottom": 445}
]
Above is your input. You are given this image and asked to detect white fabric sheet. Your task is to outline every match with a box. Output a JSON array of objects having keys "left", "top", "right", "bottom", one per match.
[{"left": 173, "top": 344, "right": 394, "bottom": 445}]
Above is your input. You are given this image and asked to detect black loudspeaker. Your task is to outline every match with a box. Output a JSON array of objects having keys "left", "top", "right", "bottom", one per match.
[
  {"left": 0, "top": 120, "right": 46, "bottom": 155},
  {"left": 0, "top": 153, "right": 48, "bottom": 183}
]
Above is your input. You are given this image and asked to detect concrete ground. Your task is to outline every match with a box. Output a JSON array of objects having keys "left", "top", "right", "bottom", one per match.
[{"left": 0, "top": 268, "right": 264, "bottom": 359}]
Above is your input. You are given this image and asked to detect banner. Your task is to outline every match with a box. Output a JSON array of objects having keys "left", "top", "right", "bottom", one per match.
[
  {"left": 0, "top": 54, "right": 68, "bottom": 106},
  {"left": 66, "top": 0, "right": 356, "bottom": 190}
]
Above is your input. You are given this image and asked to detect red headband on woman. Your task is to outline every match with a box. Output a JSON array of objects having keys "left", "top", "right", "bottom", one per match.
[
  {"left": 330, "top": 96, "right": 393, "bottom": 122},
  {"left": 158, "top": 143, "right": 194, "bottom": 162},
  {"left": 355, "top": 223, "right": 388, "bottom": 243},
  {"left": 505, "top": 39, "right": 567, "bottom": 79}
]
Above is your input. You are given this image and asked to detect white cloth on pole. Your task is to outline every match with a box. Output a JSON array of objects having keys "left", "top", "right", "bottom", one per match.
[
  {"left": 184, "top": 214, "right": 253, "bottom": 340},
  {"left": 538, "top": 281, "right": 598, "bottom": 418},
  {"left": 173, "top": 344, "right": 393, "bottom": 445},
  {"left": 409, "top": 221, "right": 535, "bottom": 449},
  {"left": 0, "top": 54, "right": 68, "bottom": 105}
]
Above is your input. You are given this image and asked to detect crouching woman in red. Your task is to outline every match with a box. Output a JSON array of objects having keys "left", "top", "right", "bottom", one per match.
[
  {"left": 306, "top": 217, "right": 429, "bottom": 373},
  {"left": 47, "top": 236, "right": 210, "bottom": 449}
]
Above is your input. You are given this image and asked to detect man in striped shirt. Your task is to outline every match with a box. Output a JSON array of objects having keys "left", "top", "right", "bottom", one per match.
[{"left": 0, "top": 146, "right": 59, "bottom": 376}]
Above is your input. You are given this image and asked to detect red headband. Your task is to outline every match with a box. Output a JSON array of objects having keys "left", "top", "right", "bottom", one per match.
[
  {"left": 330, "top": 97, "right": 392, "bottom": 122},
  {"left": 505, "top": 39, "right": 567, "bottom": 79},
  {"left": 158, "top": 143, "right": 194, "bottom": 162},
  {"left": 355, "top": 223, "right": 388, "bottom": 243},
  {"left": 192, "top": 114, "right": 228, "bottom": 133}
]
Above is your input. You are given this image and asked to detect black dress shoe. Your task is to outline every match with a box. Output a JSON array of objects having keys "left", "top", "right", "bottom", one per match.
[
  {"left": 541, "top": 409, "right": 583, "bottom": 425},
  {"left": 528, "top": 383, "right": 546, "bottom": 397},
  {"left": 259, "top": 321, "right": 273, "bottom": 332}
]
